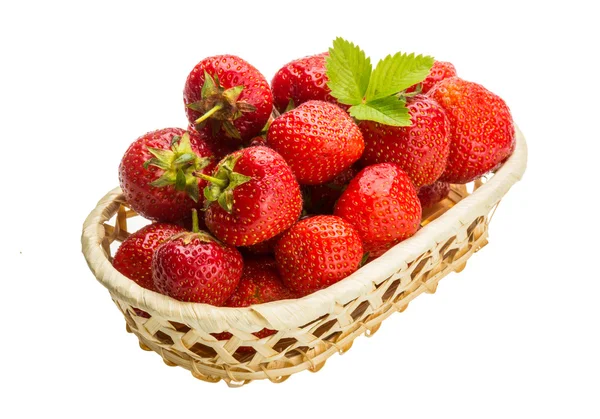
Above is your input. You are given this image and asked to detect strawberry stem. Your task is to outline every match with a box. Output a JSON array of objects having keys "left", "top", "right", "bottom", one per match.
[
  {"left": 197, "top": 173, "right": 228, "bottom": 188},
  {"left": 195, "top": 104, "right": 224, "bottom": 125},
  {"left": 191, "top": 209, "right": 200, "bottom": 233}
]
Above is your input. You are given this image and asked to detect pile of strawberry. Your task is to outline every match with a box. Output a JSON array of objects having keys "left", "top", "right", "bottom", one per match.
[{"left": 113, "top": 38, "right": 515, "bottom": 317}]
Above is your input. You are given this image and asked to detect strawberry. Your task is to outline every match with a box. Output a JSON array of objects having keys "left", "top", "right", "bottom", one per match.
[
  {"left": 225, "top": 257, "right": 294, "bottom": 307},
  {"left": 187, "top": 123, "right": 238, "bottom": 161},
  {"left": 152, "top": 211, "right": 243, "bottom": 305},
  {"left": 112, "top": 222, "right": 185, "bottom": 291},
  {"left": 267, "top": 100, "right": 364, "bottom": 185},
  {"left": 407, "top": 60, "right": 457, "bottom": 94},
  {"left": 212, "top": 257, "right": 293, "bottom": 350},
  {"left": 201, "top": 146, "right": 302, "bottom": 247},
  {"left": 334, "top": 163, "right": 422, "bottom": 258},
  {"left": 275, "top": 215, "right": 363, "bottom": 297},
  {"left": 418, "top": 181, "right": 451, "bottom": 209},
  {"left": 118, "top": 128, "right": 214, "bottom": 223},
  {"left": 240, "top": 233, "right": 282, "bottom": 256},
  {"left": 183, "top": 55, "right": 273, "bottom": 143},
  {"left": 358, "top": 95, "right": 450, "bottom": 188},
  {"left": 303, "top": 166, "right": 358, "bottom": 214},
  {"left": 428, "top": 77, "right": 516, "bottom": 183},
  {"left": 271, "top": 52, "right": 340, "bottom": 113}
]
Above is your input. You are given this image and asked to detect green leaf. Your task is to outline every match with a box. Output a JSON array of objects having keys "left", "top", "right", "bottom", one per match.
[
  {"left": 218, "top": 190, "right": 234, "bottom": 213},
  {"left": 150, "top": 171, "right": 176, "bottom": 188},
  {"left": 229, "top": 172, "right": 252, "bottom": 188},
  {"left": 349, "top": 96, "right": 411, "bottom": 127},
  {"left": 147, "top": 147, "right": 174, "bottom": 165},
  {"left": 143, "top": 157, "right": 169, "bottom": 170},
  {"left": 170, "top": 135, "right": 181, "bottom": 147},
  {"left": 223, "top": 85, "right": 244, "bottom": 103},
  {"left": 365, "top": 52, "right": 434, "bottom": 101},
  {"left": 186, "top": 102, "right": 204, "bottom": 112},
  {"left": 175, "top": 169, "right": 186, "bottom": 191},
  {"left": 201, "top": 71, "right": 218, "bottom": 98},
  {"left": 186, "top": 181, "right": 199, "bottom": 203},
  {"left": 173, "top": 153, "right": 195, "bottom": 166},
  {"left": 204, "top": 183, "right": 221, "bottom": 202},
  {"left": 326, "top": 37, "right": 372, "bottom": 106}
]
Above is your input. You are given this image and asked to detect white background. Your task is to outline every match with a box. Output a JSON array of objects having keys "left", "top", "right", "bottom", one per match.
[{"left": 1, "top": 0, "right": 598, "bottom": 417}]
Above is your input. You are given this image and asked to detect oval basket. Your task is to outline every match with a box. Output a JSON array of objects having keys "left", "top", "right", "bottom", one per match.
[{"left": 82, "top": 128, "right": 527, "bottom": 387}]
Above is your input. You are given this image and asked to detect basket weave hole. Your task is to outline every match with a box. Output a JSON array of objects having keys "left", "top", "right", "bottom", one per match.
[
  {"left": 350, "top": 300, "right": 371, "bottom": 321},
  {"left": 169, "top": 321, "right": 191, "bottom": 333},
  {"left": 443, "top": 248, "right": 459, "bottom": 263},
  {"left": 467, "top": 216, "right": 484, "bottom": 238},
  {"left": 410, "top": 256, "right": 432, "bottom": 280},
  {"left": 187, "top": 341, "right": 218, "bottom": 358},
  {"left": 312, "top": 319, "right": 338, "bottom": 338},
  {"left": 439, "top": 236, "right": 457, "bottom": 256},
  {"left": 154, "top": 330, "right": 174, "bottom": 346},
  {"left": 381, "top": 279, "right": 401, "bottom": 303}
]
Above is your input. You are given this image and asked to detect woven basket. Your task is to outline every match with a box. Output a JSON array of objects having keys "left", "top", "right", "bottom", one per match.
[{"left": 82, "top": 128, "right": 527, "bottom": 387}]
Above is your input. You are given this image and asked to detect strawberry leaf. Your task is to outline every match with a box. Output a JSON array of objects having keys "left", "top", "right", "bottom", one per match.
[
  {"left": 326, "top": 37, "right": 372, "bottom": 105},
  {"left": 365, "top": 52, "right": 434, "bottom": 101},
  {"left": 349, "top": 97, "right": 411, "bottom": 127}
]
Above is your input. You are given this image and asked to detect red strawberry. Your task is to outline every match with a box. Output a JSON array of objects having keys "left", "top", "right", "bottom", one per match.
[
  {"left": 271, "top": 52, "right": 340, "bottom": 113},
  {"left": 240, "top": 233, "right": 282, "bottom": 256},
  {"left": 428, "top": 77, "right": 516, "bottom": 183},
  {"left": 418, "top": 181, "right": 451, "bottom": 209},
  {"left": 152, "top": 211, "right": 243, "bottom": 305},
  {"left": 359, "top": 95, "right": 450, "bottom": 188},
  {"left": 334, "top": 163, "right": 422, "bottom": 258},
  {"left": 201, "top": 146, "right": 302, "bottom": 247},
  {"left": 212, "top": 257, "right": 293, "bottom": 350},
  {"left": 118, "top": 128, "right": 214, "bottom": 223},
  {"left": 225, "top": 258, "right": 294, "bottom": 307},
  {"left": 113, "top": 222, "right": 185, "bottom": 291},
  {"left": 275, "top": 215, "right": 363, "bottom": 297},
  {"left": 407, "top": 60, "right": 457, "bottom": 94},
  {"left": 303, "top": 166, "right": 358, "bottom": 214},
  {"left": 183, "top": 55, "right": 273, "bottom": 143},
  {"left": 267, "top": 100, "right": 364, "bottom": 185},
  {"left": 187, "top": 123, "right": 239, "bottom": 161}
]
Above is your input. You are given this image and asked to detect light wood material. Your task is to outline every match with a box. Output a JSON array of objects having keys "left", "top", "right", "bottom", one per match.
[{"left": 82, "top": 128, "right": 527, "bottom": 387}]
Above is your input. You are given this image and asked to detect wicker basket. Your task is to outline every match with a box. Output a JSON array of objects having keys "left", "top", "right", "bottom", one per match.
[{"left": 82, "top": 128, "right": 527, "bottom": 387}]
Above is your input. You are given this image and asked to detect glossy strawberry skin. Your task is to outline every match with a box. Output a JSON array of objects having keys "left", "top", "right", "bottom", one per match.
[
  {"left": 267, "top": 100, "right": 364, "bottom": 185},
  {"left": 275, "top": 215, "right": 363, "bottom": 297},
  {"left": 205, "top": 146, "right": 302, "bottom": 247},
  {"left": 183, "top": 55, "right": 273, "bottom": 143},
  {"left": 240, "top": 233, "right": 282, "bottom": 256},
  {"left": 303, "top": 166, "right": 358, "bottom": 214},
  {"left": 187, "top": 123, "right": 239, "bottom": 161},
  {"left": 418, "top": 181, "right": 451, "bottom": 209},
  {"left": 225, "top": 258, "right": 295, "bottom": 307},
  {"left": 112, "top": 223, "right": 185, "bottom": 291},
  {"left": 359, "top": 95, "right": 450, "bottom": 188},
  {"left": 271, "top": 53, "right": 339, "bottom": 113},
  {"left": 152, "top": 233, "right": 243, "bottom": 305},
  {"left": 407, "top": 61, "right": 457, "bottom": 94},
  {"left": 118, "top": 128, "right": 215, "bottom": 223},
  {"left": 334, "top": 163, "right": 422, "bottom": 258},
  {"left": 212, "top": 258, "right": 294, "bottom": 347},
  {"left": 428, "top": 77, "right": 516, "bottom": 183}
]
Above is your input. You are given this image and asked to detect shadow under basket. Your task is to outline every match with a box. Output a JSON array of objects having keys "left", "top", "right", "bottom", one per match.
[{"left": 82, "top": 128, "right": 527, "bottom": 387}]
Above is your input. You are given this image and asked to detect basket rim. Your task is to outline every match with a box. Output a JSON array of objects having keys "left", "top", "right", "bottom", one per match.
[{"left": 82, "top": 127, "right": 527, "bottom": 332}]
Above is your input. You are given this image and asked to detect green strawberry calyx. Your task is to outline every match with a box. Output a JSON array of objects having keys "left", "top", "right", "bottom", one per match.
[
  {"left": 186, "top": 71, "right": 257, "bottom": 140},
  {"left": 143, "top": 132, "right": 211, "bottom": 203},
  {"left": 326, "top": 37, "right": 434, "bottom": 126},
  {"left": 196, "top": 153, "right": 252, "bottom": 214}
]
